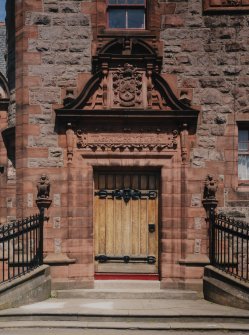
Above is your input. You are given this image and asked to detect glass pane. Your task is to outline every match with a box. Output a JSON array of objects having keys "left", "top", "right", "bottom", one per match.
[
  {"left": 239, "top": 142, "right": 248, "bottom": 151},
  {"left": 238, "top": 130, "right": 249, "bottom": 151},
  {"left": 108, "top": 0, "right": 127, "bottom": 3},
  {"left": 239, "top": 130, "right": 248, "bottom": 142},
  {"left": 108, "top": 0, "right": 145, "bottom": 3},
  {"left": 238, "top": 155, "right": 249, "bottom": 180},
  {"left": 127, "top": 0, "right": 145, "bottom": 3},
  {"left": 127, "top": 9, "right": 145, "bottom": 28},
  {"left": 109, "top": 9, "right": 126, "bottom": 28}
]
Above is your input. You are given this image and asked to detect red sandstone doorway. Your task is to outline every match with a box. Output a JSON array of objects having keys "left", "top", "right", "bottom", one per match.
[{"left": 94, "top": 170, "right": 159, "bottom": 275}]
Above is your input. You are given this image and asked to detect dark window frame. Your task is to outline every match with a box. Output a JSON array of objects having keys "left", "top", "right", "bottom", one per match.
[
  {"left": 238, "top": 127, "right": 249, "bottom": 182},
  {"left": 107, "top": 0, "right": 147, "bottom": 30}
]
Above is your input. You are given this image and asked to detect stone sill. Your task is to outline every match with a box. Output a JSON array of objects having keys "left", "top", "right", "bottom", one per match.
[
  {"left": 237, "top": 184, "right": 249, "bottom": 192},
  {"left": 179, "top": 255, "right": 210, "bottom": 267},
  {"left": 43, "top": 253, "right": 76, "bottom": 266},
  {"left": 98, "top": 30, "right": 155, "bottom": 38}
]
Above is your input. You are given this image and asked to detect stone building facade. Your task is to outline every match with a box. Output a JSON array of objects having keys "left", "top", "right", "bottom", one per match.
[{"left": 0, "top": 0, "right": 249, "bottom": 289}]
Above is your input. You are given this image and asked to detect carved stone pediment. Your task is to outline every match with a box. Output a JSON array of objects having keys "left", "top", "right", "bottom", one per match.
[
  {"left": 55, "top": 38, "right": 199, "bottom": 125},
  {"left": 56, "top": 69, "right": 197, "bottom": 114}
]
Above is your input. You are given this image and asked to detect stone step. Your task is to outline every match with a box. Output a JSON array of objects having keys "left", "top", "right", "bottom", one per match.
[
  {"left": 0, "top": 320, "right": 249, "bottom": 332},
  {"left": 0, "top": 297, "right": 249, "bottom": 332},
  {"left": 0, "top": 312, "right": 248, "bottom": 324},
  {"left": 94, "top": 280, "right": 161, "bottom": 289},
  {"left": 54, "top": 280, "right": 200, "bottom": 300},
  {"left": 54, "top": 288, "right": 200, "bottom": 300}
]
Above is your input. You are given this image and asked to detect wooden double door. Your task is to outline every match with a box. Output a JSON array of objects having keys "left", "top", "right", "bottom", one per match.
[{"left": 94, "top": 170, "right": 159, "bottom": 274}]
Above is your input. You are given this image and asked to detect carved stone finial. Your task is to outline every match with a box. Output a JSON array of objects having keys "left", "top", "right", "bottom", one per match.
[
  {"left": 63, "top": 89, "right": 75, "bottom": 107},
  {"left": 179, "top": 90, "right": 191, "bottom": 106},
  {"left": 203, "top": 175, "right": 218, "bottom": 200},
  {"left": 123, "top": 38, "right": 131, "bottom": 55},
  {"left": 37, "top": 174, "right": 50, "bottom": 199},
  {"left": 66, "top": 123, "right": 74, "bottom": 163}
]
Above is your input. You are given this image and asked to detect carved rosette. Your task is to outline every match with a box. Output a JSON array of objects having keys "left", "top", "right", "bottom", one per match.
[
  {"left": 112, "top": 63, "right": 143, "bottom": 108},
  {"left": 76, "top": 128, "right": 178, "bottom": 152},
  {"left": 224, "top": 0, "right": 241, "bottom": 5}
]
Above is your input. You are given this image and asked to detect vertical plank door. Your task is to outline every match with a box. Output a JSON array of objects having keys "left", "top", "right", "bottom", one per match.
[{"left": 94, "top": 171, "right": 159, "bottom": 274}]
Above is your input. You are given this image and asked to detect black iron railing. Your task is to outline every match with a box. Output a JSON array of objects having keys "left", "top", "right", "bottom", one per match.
[
  {"left": 210, "top": 211, "right": 249, "bottom": 282},
  {"left": 0, "top": 210, "right": 44, "bottom": 284}
]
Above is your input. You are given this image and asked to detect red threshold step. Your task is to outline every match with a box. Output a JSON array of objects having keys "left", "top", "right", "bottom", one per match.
[{"left": 94, "top": 273, "right": 159, "bottom": 280}]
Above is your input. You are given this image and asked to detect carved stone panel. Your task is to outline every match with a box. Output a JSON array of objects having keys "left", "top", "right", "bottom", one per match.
[
  {"left": 203, "top": 0, "right": 249, "bottom": 12},
  {"left": 112, "top": 64, "right": 143, "bottom": 108},
  {"left": 76, "top": 127, "right": 178, "bottom": 152}
]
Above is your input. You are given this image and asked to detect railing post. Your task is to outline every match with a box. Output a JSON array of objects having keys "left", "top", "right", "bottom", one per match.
[
  {"left": 38, "top": 207, "right": 44, "bottom": 265},
  {"left": 210, "top": 204, "right": 216, "bottom": 264},
  {"left": 202, "top": 174, "right": 219, "bottom": 265},
  {"left": 35, "top": 174, "right": 52, "bottom": 267},
  {"left": 203, "top": 199, "right": 218, "bottom": 265}
]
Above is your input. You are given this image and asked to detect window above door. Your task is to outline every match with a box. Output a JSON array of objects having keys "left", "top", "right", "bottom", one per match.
[{"left": 107, "top": 0, "right": 146, "bottom": 29}]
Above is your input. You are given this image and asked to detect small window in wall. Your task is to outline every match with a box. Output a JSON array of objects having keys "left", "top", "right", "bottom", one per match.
[
  {"left": 238, "top": 129, "right": 249, "bottom": 180},
  {"left": 108, "top": 0, "right": 146, "bottom": 29},
  {"left": 0, "top": 0, "right": 6, "bottom": 22}
]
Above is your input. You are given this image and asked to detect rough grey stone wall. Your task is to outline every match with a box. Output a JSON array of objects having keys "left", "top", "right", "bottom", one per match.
[
  {"left": 0, "top": 24, "right": 6, "bottom": 76},
  {"left": 160, "top": 0, "right": 249, "bottom": 220},
  {"left": 161, "top": 0, "right": 242, "bottom": 165},
  {"left": 26, "top": 0, "right": 91, "bottom": 168},
  {"left": 0, "top": 265, "right": 51, "bottom": 310}
]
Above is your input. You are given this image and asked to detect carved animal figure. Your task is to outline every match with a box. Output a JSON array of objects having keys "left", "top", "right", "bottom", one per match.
[
  {"left": 203, "top": 175, "right": 218, "bottom": 199},
  {"left": 37, "top": 174, "right": 50, "bottom": 199}
]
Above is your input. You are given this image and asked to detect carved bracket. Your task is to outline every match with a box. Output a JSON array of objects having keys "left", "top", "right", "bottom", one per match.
[{"left": 180, "top": 123, "right": 189, "bottom": 163}]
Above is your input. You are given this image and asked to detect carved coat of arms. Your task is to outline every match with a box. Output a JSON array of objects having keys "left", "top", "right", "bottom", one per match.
[{"left": 113, "top": 63, "right": 142, "bottom": 107}]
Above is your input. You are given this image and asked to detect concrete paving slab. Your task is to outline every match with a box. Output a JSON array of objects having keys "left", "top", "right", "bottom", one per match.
[{"left": 1, "top": 329, "right": 249, "bottom": 335}]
